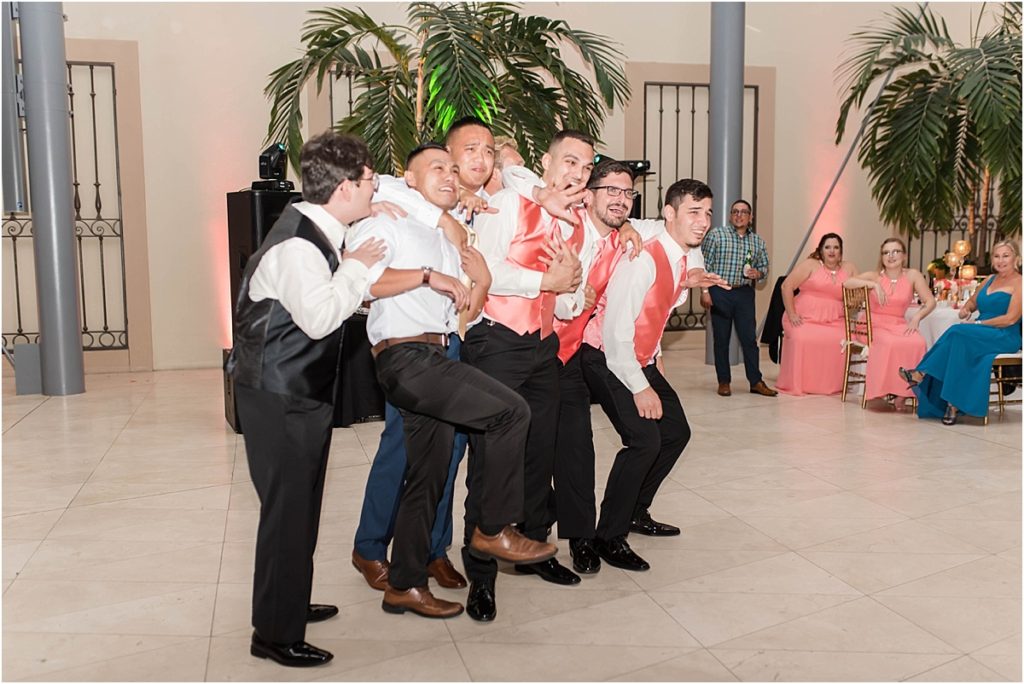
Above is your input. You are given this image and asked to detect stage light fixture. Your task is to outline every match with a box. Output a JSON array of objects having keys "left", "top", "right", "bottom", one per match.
[{"left": 252, "top": 143, "right": 295, "bottom": 191}]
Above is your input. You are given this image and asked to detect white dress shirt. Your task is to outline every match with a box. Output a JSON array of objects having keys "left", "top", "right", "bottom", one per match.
[
  {"left": 602, "top": 232, "right": 703, "bottom": 394},
  {"left": 247, "top": 201, "right": 369, "bottom": 340},
  {"left": 347, "top": 211, "right": 463, "bottom": 346}
]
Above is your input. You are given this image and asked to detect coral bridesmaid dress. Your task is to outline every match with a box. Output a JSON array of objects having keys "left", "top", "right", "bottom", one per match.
[
  {"left": 864, "top": 274, "right": 927, "bottom": 400},
  {"left": 777, "top": 265, "right": 848, "bottom": 395}
]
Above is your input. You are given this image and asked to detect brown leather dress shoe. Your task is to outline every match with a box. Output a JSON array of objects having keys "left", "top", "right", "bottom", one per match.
[
  {"left": 468, "top": 525, "right": 558, "bottom": 564},
  {"left": 382, "top": 585, "right": 464, "bottom": 619},
  {"left": 717, "top": 383, "right": 732, "bottom": 396},
  {"left": 351, "top": 550, "right": 389, "bottom": 591},
  {"left": 427, "top": 556, "right": 467, "bottom": 589},
  {"left": 749, "top": 381, "right": 778, "bottom": 397}
]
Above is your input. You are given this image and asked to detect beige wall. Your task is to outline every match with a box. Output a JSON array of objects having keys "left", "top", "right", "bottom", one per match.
[{"left": 64, "top": 2, "right": 990, "bottom": 369}]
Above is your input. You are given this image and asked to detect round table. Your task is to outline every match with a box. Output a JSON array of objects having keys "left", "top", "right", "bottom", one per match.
[{"left": 906, "top": 304, "right": 977, "bottom": 348}]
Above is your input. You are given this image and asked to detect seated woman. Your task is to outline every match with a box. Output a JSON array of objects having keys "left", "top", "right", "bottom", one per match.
[
  {"left": 843, "top": 237, "right": 934, "bottom": 406},
  {"left": 901, "top": 240, "right": 1023, "bottom": 425},
  {"left": 777, "top": 233, "right": 858, "bottom": 395}
]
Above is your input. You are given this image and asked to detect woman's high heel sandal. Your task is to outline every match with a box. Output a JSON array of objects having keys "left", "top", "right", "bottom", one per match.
[
  {"left": 942, "top": 405, "right": 958, "bottom": 426},
  {"left": 898, "top": 367, "right": 919, "bottom": 388}
]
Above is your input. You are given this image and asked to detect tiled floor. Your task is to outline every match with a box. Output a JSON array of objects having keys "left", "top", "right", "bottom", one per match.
[{"left": 3, "top": 332, "right": 1021, "bottom": 681}]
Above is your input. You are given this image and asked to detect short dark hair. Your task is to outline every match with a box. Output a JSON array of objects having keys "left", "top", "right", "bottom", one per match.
[
  {"left": 406, "top": 141, "right": 447, "bottom": 168},
  {"left": 444, "top": 116, "right": 491, "bottom": 144},
  {"left": 300, "top": 132, "right": 372, "bottom": 205},
  {"left": 811, "top": 232, "right": 844, "bottom": 260},
  {"left": 731, "top": 199, "right": 752, "bottom": 212},
  {"left": 664, "top": 178, "right": 713, "bottom": 210},
  {"left": 587, "top": 159, "right": 634, "bottom": 188},
  {"left": 549, "top": 129, "right": 595, "bottom": 153}
]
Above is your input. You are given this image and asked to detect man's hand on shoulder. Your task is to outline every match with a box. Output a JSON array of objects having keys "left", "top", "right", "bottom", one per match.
[
  {"left": 343, "top": 238, "right": 386, "bottom": 267},
  {"left": 619, "top": 222, "right": 643, "bottom": 260}
]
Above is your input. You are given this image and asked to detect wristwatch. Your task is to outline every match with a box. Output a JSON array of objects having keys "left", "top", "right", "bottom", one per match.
[{"left": 421, "top": 266, "right": 433, "bottom": 286}]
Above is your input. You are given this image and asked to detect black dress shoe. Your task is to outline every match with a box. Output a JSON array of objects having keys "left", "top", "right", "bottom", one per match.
[
  {"left": 630, "top": 508, "right": 680, "bottom": 537},
  {"left": 306, "top": 603, "right": 339, "bottom": 623},
  {"left": 466, "top": 579, "right": 496, "bottom": 622},
  {"left": 515, "top": 557, "right": 581, "bottom": 585},
  {"left": 250, "top": 631, "right": 333, "bottom": 667},
  {"left": 568, "top": 538, "right": 601, "bottom": 574},
  {"left": 594, "top": 536, "right": 650, "bottom": 571}
]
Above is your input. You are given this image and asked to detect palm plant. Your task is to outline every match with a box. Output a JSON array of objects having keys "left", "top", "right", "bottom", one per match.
[
  {"left": 265, "top": 2, "right": 630, "bottom": 175},
  {"left": 835, "top": 3, "right": 1021, "bottom": 238}
]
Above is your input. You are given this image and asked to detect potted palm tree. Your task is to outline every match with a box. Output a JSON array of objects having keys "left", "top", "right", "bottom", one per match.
[
  {"left": 264, "top": 2, "right": 631, "bottom": 174},
  {"left": 834, "top": 3, "right": 1021, "bottom": 246}
]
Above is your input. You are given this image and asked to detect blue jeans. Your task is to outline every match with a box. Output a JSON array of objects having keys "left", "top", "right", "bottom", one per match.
[{"left": 353, "top": 335, "right": 468, "bottom": 562}]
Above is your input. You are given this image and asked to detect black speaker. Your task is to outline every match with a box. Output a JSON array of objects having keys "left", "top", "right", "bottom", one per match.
[{"left": 226, "top": 189, "right": 301, "bottom": 332}]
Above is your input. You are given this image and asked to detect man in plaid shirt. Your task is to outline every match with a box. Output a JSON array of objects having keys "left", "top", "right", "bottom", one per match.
[{"left": 700, "top": 199, "right": 778, "bottom": 398}]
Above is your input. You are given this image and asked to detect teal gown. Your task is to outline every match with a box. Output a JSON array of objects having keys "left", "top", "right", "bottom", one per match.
[{"left": 914, "top": 278, "right": 1022, "bottom": 418}]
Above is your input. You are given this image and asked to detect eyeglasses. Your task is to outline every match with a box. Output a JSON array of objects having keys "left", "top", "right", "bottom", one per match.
[
  {"left": 356, "top": 172, "right": 380, "bottom": 191},
  {"left": 881, "top": 249, "right": 904, "bottom": 257},
  {"left": 730, "top": 209, "right": 751, "bottom": 215},
  {"left": 590, "top": 185, "right": 639, "bottom": 200}
]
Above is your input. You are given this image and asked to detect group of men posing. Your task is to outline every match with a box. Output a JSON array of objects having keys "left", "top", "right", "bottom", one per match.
[{"left": 227, "top": 118, "right": 731, "bottom": 667}]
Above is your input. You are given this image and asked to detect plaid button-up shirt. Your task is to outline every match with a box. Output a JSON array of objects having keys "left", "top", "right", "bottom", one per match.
[{"left": 702, "top": 224, "right": 769, "bottom": 287}]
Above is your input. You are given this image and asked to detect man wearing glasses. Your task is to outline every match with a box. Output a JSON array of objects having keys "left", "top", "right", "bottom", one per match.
[
  {"left": 700, "top": 199, "right": 778, "bottom": 398},
  {"left": 227, "top": 132, "right": 387, "bottom": 667}
]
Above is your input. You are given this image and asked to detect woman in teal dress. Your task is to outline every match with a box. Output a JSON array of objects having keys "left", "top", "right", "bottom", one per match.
[{"left": 901, "top": 240, "right": 1022, "bottom": 425}]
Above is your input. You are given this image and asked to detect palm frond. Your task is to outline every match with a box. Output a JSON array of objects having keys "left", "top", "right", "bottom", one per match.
[
  {"left": 835, "top": 2, "right": 1021, "bottom": 237},
  {"left": 412, "top": 3, "right": 500, "bottom": 131},
  {"left": 338, "top": 68, "right": 417, "bottom": 174}
]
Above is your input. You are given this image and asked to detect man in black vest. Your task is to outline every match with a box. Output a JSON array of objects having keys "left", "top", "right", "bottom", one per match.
[{"left": 226, "top": 132, "right": 386, "bottom": 667}]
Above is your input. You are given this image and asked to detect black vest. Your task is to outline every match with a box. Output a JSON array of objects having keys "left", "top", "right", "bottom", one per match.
[{"left": 226, "top": 205, "right": 344, "bottom": 404}]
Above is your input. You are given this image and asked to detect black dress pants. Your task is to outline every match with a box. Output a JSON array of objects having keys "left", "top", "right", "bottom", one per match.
[
  {"left": 552, "top": 350, "right": 597, "bottom": 539},
  {"left": 579, "top": 344, "right": 691, "bottom": 540},
  {"left": 710, "top": 284, "right": 764, "bottom": 386},
  {"left": 460, "top": 321, "right": 560, "bottom": 582},
  {"left": 236, "top": 384, "right": 334, "bottom": 645},
  {"left": 374, "top": 342, "right": 530, "bottom": 590}
]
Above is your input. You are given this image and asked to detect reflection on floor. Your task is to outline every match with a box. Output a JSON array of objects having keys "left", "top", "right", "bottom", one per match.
[{"left": 3, "top": 333, "right": 1021, "bottom": 681}]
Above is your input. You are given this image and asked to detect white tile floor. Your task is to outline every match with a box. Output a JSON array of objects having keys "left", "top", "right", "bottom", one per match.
[{"left": 3, "top": 332, "right": 1021, "bottom": 681}]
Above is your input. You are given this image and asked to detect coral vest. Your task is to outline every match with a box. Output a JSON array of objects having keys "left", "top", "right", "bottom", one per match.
[
  {"left": 633, "top": 239, "right": 686, "bottom": 366},
  {"left": 483, "top": 196, "right": 584, "bottom": 338},
  {"left": 554, "top": 226, "right": 621, "bottom": 363},
  {"left": 584, "top": 238, "right": 686, "bottom": 366}
]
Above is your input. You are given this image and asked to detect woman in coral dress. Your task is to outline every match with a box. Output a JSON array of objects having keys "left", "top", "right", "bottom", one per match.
[
  {"left": 843, "top": 238, "right": 935, "bottom": 405},
  {"left": 776, "top": 233, "right": 858, "bottom": 395}
]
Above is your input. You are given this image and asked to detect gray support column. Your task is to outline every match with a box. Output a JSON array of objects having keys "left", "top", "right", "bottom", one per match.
[
  {"left": 705, "top": 2, "right": 745, "bottom": 367},
  {"left": 20, "top": 2, "right": 84, "bottom": 395}
]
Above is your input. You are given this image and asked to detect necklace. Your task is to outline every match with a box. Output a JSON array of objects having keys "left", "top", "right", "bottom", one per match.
[
  {"left": 883, "top": 268, "right": 902, "bottom": 294},
  {"left": 824, "top": 262, "right": 839, "bottom": 283}
]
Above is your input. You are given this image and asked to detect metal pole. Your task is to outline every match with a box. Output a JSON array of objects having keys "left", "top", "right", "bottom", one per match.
[
  {"left": 19, "top": 2, "right": 84, "bottom": 395},
  {"left": 2, "top": 2, "right": 28, "bottom": 213},
  {"left": 708, "top": 2, "right": 745, "bottom": 220},
  {"left": 706, "top": 2, "right": 745, "bottom": 367}
]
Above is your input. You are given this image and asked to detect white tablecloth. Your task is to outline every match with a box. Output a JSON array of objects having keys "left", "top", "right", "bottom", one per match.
[{"left": 906, "top": 304, "right": 977, "bottom": 348}]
